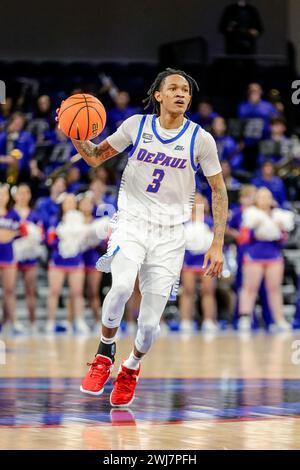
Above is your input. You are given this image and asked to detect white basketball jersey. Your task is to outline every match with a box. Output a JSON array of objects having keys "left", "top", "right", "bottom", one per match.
[{"left": 117, "top": 114, "right": 202, "bottom": 226}]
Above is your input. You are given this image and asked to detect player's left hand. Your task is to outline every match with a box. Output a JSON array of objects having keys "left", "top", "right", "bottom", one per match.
[{"left": 203, "top": 244, "right": 224, "bottom": 278}]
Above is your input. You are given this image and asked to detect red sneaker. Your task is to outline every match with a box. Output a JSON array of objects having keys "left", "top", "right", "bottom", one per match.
[
  {"left": 80, "top": 355, "right": 113, "bottom": 396},
  {"left": 110, "top": 363, "right": 140, "bottom": 407}
]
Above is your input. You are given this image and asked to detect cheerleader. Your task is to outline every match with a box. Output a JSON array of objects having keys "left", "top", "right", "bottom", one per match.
[
  {"left": 0, "top": 184, "right": 24, "bottom": 334},
  {"left": 238, "top": 187, "right": 294, "bottom": 331},
  {"left": 13, "top": 184, "right": 42, "bottom": 333},
  {"left": 78, "top": 192, "right": 105, "bottom": 332},
  {"left": 46, "top": 193, "right": 87, "bottom": 334},
  {"left": 227, "top": 185, "right": 273, "bottom": 329},
  {"left": 180, "top": 193, "right": 218, "bottom": 334}
]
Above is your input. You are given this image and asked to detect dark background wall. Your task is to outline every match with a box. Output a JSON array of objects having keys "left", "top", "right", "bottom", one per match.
[{"left": 1, "top": 0, "right": 288, "bottom": 62}]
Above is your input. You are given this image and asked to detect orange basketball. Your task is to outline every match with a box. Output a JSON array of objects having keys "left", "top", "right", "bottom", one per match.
[{"left": 58, "top": 93, "right": 106, "bottom": 140}]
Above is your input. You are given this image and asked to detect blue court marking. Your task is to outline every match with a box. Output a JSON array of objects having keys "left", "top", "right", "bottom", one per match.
[{"left": 1, "top": 378, "right": 300, "bottom": 427}]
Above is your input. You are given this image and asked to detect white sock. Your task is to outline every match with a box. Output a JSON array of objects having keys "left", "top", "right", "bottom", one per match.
[
  {"left": 101, "top": 335, "right": 116, "bottom": 345},
  {"left": 124, "top": 351, "right": 140, "bottom": 370}
]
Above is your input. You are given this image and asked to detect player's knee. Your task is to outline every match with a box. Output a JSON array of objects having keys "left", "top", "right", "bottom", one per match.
[
  {"left": 135, "top": 322, "right": 160, "bottom": 354},
  {"left": 102, "top": 315, "right": 121, "bottom": 329},
  {"left": 111, "top": 279, "right": 134, "bottom": 303}
]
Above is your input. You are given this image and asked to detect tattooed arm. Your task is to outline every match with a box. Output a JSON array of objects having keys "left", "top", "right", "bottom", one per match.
[
  {"left": 208, "top": 172, "right": 228, "bottom": 246},
  {"left": 71, "top": 139, "right": 119, "bottom": 168},
  {"left": 202, "top": 172, "right": 228, "bottom": 277}
]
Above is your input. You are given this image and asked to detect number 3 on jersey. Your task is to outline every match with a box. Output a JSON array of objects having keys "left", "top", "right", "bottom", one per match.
[{"left": 146, "top": 169, "right": 165, "bottom": 193}]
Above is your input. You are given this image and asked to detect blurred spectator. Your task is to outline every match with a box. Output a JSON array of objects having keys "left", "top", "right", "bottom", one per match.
[
  {"left": 0, "top": 97, "right": 13, "bottom": 131},
  {"left": 44, "top": 124, "right": 78, "bottom": 174},
  {"left": 46, "top": 193, "right": 87, "bottom": 335},
  {"left": 107, "top": 91, "right": 138, "bottom": 133},
  {"left": 221, "top": 160, "right": 241, "bottom": 191},
  {"left": 26, "top": 95, "right": 55, "bottom": 143},
  {"left": 220, "top": 160, "right": 241, "bottom": 209},
  {"left": 258, "top": 117, "right": 290, "bottom": 167},
  {"left": 13, "top": 184, "right": 42, "bottom": 334},
  {"left": 211, "top": 116, "right": 243, "bottom": 170},
  {"left": 190, "top": 100, "right": 218, "bottom": 130},
  {"left": 268, "top": 89, "right": 285, "bottom": 116},
  {"left": 89, "top": 165, "right": 109, "bottom": 184},
  {"left": 219, "top": 0, "right": 264, "bottom": 55},
  {"left": 227, "top": 185, "right": 257, "bottom": 283},
  {"left": 78, "top": 193, "right": 104, "bottom": 331},
  {"left": 227, "top": 184, "right": 273, "bottom": 329},
  {"left": 238, "top": 83, "right": 279, "bottom": 140},
  {"left": 200, "top": 159, "right": 241, "bottom": 227},
  {"left": 0, "top": 112, "right": 35, "bottom": 183},
  {"left": 66, "top": 166, "right": 85, "bottom": 194},
  {"left": 35, "top": 95, "right": 54, "bottom": 124},
  {"left": 0, "top": 184, "right": 19, "bottom": 334},
  {"left": 237, "top": 187, "right": 293, "bottom": 332},
  {"left": 238, "top": 83, "right": 279, "bottom": 170},
  {"left": 251, "top": 160, "right": 287, "bottom": 207},
  {"left": 35, "top": 176, "right": 66, "bottom": 231}
]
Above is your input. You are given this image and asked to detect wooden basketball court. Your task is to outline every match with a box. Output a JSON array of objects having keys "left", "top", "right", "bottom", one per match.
[{"left": 1, "top": 332, "right": 300, "bottom": 450}]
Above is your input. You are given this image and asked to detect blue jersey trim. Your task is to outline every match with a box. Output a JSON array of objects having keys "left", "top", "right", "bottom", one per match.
[
  {"left": 151, "top": 115, "right": 190, "bottom": 144},
  {"left": 190, "top": 124, "right": 201, "bottom": 172},
  {"left": 128, "top": 115, "right": 147, "bottom": 157}
]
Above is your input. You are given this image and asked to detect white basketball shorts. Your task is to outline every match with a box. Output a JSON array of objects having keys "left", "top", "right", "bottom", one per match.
[{"left": 96, "top": 210, "right": 186, "bottom": 298}]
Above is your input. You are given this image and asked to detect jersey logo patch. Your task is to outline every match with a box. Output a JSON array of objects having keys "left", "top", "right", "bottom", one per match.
[
  {"left": 142, "top": 132, "right": 153, "bottom": 143},
  {"left": 174, "top": 145, "right": 184, "bottom": 151}
]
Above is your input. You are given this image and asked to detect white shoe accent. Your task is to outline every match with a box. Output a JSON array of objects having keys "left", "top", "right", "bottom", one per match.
[
  {"left": 159, "top": 322, "right": 169, "bottom": 336},
  {"left": 1, "top": 322, "right": 12, "bottom": 336},
  {"left": 181, "top": 320, "right": 194, "bottom": 334},
  {"left": 12, "top": 321, "right": 26, "bottom": 335},
  {"left": 202, "top": 319, "right": 218, "bottom": 333},
  {"left": 74, "top": 319, "right": 90, "bottom": 335},
  {"left": 92, "top": 321, "right": 102, "bottom": 335},
  {"left": 79, "top": 385, "right": 104, "bottom": 396},
  {"left": 45, "top": 320, "right": 56, "bottom": 334},
  {"left": 238, "top": 316, "right": 252, "bottom": 332},
  {"left": 29, "top": 323, "right": 39, "bottom": 335},
  {"left": 270, "top": 320, "right": 292, "bottom": 333}
]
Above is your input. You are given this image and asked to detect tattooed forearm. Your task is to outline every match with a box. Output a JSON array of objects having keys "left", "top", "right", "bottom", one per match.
[
  {"left": 207, "top": 173, "right": 228, "bottom": 246},
  {"left": 72, "top": 139, "right": 118, "bottom": 167}
]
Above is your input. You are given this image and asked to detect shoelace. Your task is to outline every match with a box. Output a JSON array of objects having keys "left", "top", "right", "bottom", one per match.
[
  {"left": 87, "top": 360, "right": 109, "bottom": 379},
  {"left": 114, "top": 370, "right": 137, "bottom": 393}
]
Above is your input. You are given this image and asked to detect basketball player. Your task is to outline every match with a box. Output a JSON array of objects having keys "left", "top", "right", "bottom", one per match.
[{"left": 65, "top": 68, "right": 228, "bottom": 407}]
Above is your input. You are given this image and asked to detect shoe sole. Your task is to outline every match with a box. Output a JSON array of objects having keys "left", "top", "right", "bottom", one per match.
[{"left": 80, "top": 385, "right": 105, "bottom": 396}]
